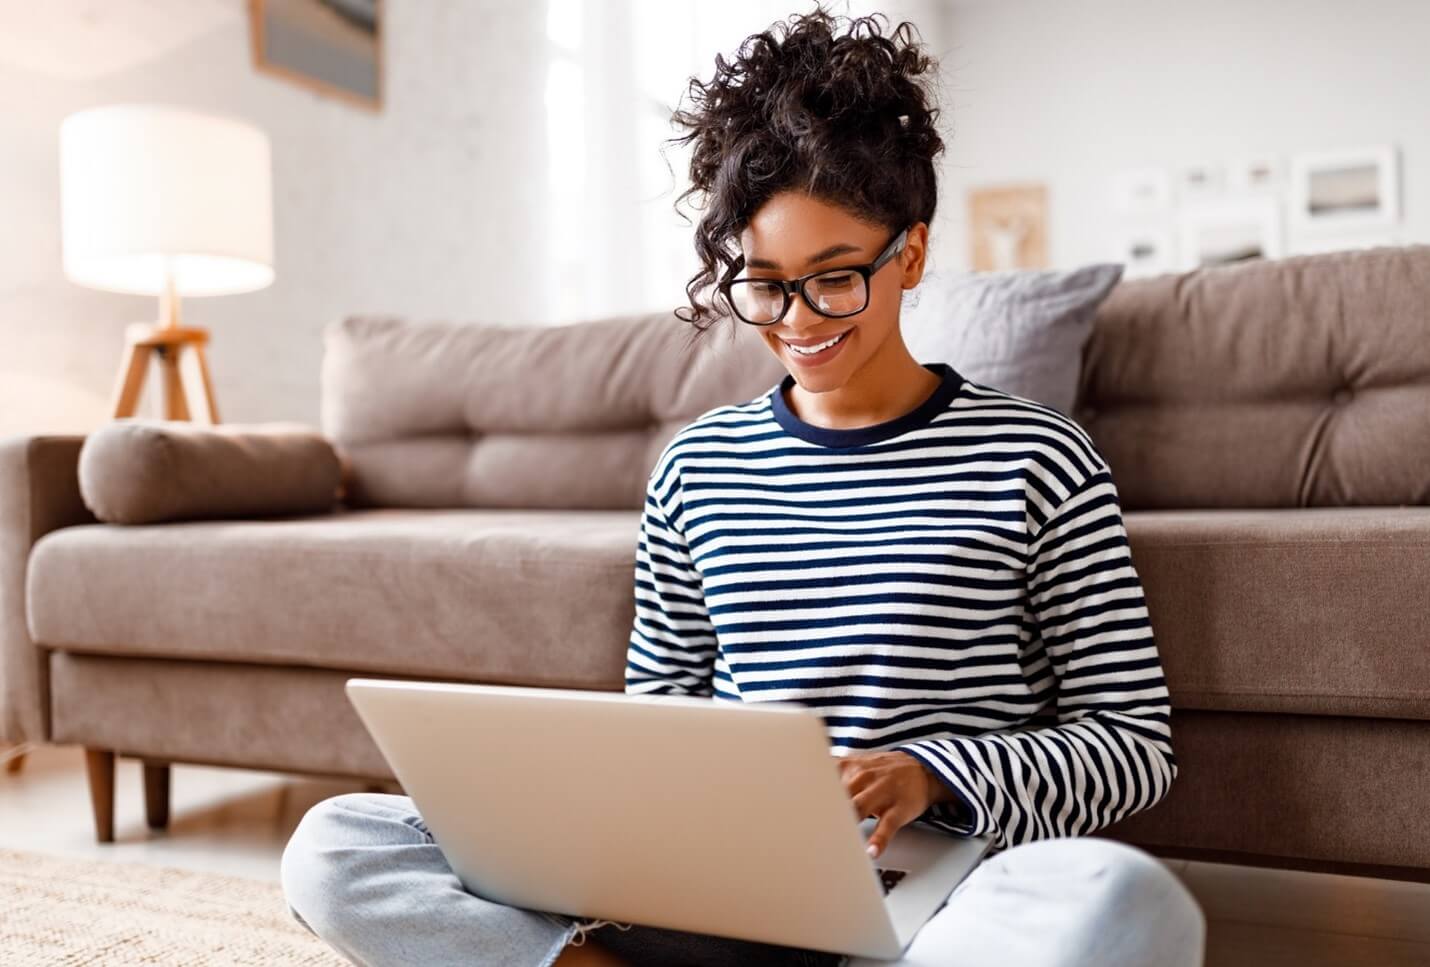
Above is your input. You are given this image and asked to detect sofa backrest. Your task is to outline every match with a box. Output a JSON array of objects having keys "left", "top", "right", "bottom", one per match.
[
  {"left": 1072, "top": 244, "right": 1430, "bottom": 509},
  {"left": 323, "top": 244, "right": 1430, "bottom": 512},
  {"left": 321, "top": 310, "right": 786, "bottom": 509}
]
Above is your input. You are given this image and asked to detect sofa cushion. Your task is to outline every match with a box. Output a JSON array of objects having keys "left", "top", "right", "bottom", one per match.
[
  {"left": 25, "top": 505, "right": 1430, "bottom": 721},
  {"left": 27, "top": 508, "right": 640, "bottom": 688},
  {"left": 1129, "top": 505, "right": 1430, "bottom": 720},
  {"left": 77, "top": 419, "right": 344, "bottom": 525},
  {"left": 320, "top": 311, "right": 786, "bottom": 510},
  {"left": 1074, "top": 244, "right": 1430, "bottom": 509}
]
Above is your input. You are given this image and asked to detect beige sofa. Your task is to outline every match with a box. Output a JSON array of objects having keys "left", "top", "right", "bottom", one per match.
[{"left": 3, "top": 244, "right": 1428, "bottom": 881}]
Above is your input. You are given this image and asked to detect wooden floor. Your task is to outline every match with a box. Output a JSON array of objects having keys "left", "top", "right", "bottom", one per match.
[{"left": 3, "top": 743, "right": 1428, "bottom": 966}]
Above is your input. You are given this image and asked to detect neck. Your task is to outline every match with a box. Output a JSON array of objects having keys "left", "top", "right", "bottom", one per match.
[{"left": 784, "top": 330, "right": 940, "bottom": 430}]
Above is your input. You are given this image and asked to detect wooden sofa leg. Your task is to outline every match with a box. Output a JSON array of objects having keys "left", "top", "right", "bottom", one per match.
[
  {"left": 1, "top": 742, "right": 28, "bottom": 774},
  {"left": 84, "top": 747, "right": 115, "bottom": 843},
  {"left": 143, "top": 762, "right": 171, "bottom": 831}
]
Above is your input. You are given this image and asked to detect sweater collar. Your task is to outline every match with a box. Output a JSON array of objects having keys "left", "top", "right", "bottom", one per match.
[{"left": 769, "top": 361, "right": 965, "bottom": 448}]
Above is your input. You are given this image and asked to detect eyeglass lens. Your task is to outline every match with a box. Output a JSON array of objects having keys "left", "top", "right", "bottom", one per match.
[{"left": 728, "top": 269, "right": 867, "bottom": 324}]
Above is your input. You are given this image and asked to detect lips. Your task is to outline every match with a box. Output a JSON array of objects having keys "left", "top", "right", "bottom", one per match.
[{"left": 778, "top": 327, "right": 853, "bottom": 366}]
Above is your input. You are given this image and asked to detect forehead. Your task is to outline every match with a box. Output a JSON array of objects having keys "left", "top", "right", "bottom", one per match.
[{"left": 738, "top": 194, "right": 882, "bottom": 268}]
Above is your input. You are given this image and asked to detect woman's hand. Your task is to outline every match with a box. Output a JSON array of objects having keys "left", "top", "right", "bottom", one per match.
[{"left": 834, "top": 750, "right": 950, "bottom": 860}]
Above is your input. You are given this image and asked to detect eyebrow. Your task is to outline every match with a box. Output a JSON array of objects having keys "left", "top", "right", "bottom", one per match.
[{"left": 744, "top": 241, "right": 863, "bottom": 271}]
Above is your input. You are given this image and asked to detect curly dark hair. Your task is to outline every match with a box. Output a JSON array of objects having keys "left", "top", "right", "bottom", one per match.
[{"left": 664, "top": 4, "right": 947, "bottom": 345}]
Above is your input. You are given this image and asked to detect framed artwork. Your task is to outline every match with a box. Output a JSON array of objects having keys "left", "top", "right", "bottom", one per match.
[
  {"left": 1178, "top": 162, "right": 1226, "bottom": 202},
  {"left": 247, "top": 0, "right": 383, "bottom": 112},
  {"left": 1229, "top": 156, "right": 1283, "bottom": 192},
  {"left": 1176, "top": 197, "right": 1283, "bottom": 271},
  {"left": 1111, "top": 166, "right": 1172, "bottom": 216},
  {"left": 1288, "top": 144, "right": 1399, "bottom": 233},
  {"left": 967, "top": 183, "right": 1048, "bottom": 271},
  {"left": 1112, "top": 227, "right": 1176, "bottom": 279}
]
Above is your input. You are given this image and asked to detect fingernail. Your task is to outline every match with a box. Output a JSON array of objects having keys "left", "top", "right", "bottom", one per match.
[{"left": 866, "top": 843, "right": 878, "bottom": 857}]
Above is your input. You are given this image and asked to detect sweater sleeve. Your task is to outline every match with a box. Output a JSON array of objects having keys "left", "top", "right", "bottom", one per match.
[
  {"left": 893, "top": 462, "right": 1178, "bottom": 852},
  {"left": 623, "top": 482, "right": 719, "bottom": 698}
]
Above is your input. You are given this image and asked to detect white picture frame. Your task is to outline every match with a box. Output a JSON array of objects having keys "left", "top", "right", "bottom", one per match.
[
  {"left": 1111, "top": 227, "right": 1176, "bottom": 279},
  {"left": 1111, "top": 166, "right": 1172, "bottom": 216},
  {"left": 1229, "top": 155, "right": 1283, "bottom": 192},
  {"left": 1178, "top": 162, "right": 1226, "bottom": 202},
  {"left": 1176, "top": 197, "right": 1283, "bottom": 271},
  {"left": 1288, "top": 144, "right": 1399, "bottom": 234}
]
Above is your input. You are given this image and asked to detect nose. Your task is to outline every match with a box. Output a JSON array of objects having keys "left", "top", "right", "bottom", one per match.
[{"left": 781, "top": 285, "right": 826, "bottom": 334}]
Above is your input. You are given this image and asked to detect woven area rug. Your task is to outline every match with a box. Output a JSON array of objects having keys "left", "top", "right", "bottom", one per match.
[{"left": 0, "top": 846, "right": 347, "bottom": 965}]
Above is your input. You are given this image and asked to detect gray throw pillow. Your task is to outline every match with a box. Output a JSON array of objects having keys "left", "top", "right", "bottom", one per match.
[{"left": 899, "top": 263, "right": 1125, "bottom": 415}]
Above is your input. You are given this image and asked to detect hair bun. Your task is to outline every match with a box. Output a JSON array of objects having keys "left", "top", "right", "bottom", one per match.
[{"left": 667, "top": 6, "right": 947, "bottom": 337}]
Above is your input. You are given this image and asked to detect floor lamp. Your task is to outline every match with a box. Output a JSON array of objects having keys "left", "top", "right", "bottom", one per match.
[{"left": 59, "top": 104, "right": 275, "bottom": 423}]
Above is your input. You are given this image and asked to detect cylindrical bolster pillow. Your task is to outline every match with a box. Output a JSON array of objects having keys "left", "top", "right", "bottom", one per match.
[{"left": 78, "top": 419, "right": 346, "bottom": 525}]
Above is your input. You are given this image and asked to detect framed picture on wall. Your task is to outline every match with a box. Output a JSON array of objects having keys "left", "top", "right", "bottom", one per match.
[
  {"left": 967, "top": 183, "right": 1049, "bottom": 271},
  {"left": 247, "top": 0, "right": 383, "bottom": 112},
  {"left": 1288, "top": 144, "right": 1398, "bottom": 234},
  {"left": 1178, "top": 162, "right": 1226, "bottom": 201},
  {"left": 1229, "top": 155, "right": 1283, "bottom": 192},
  {"left": 1176, "top": 197, "right": 1283, "bottom": 270},
  {"left": 1110, "top": 166, "right": 1172, "bottom": 216},
  {"left": 1112, "top": 227, "right": 1176, "bottom": 279}
]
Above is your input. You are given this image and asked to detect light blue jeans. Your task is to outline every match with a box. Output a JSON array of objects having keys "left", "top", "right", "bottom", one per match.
[{"left": 280, "top": 792, "right": 1206, "bottom": 967}]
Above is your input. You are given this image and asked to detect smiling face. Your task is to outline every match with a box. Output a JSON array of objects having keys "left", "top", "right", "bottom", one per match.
[{"left": 736, "top": 191, "right": 928, "bottom": 398}]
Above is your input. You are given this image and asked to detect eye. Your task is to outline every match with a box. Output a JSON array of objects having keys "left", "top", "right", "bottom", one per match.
[
  {"left": 742, "top": 280, "right": 784, "bottom": 295},
  {"left": 811, "top": 271, "right": 858, "bottom": 291}
]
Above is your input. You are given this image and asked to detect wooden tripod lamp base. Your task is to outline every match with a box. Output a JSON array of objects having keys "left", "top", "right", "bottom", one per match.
[{"left": 111, "top": 322, "right": 221, "bottom": 423}]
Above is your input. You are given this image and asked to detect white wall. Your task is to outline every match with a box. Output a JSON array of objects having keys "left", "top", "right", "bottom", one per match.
[
  {"left": 6, "top": 0, "right": 1422, "bottom": 434},
  {"left": 0, "top": 2, "right": 549, "bottom": 434},
  {"left": 936, "top": 0, "right": 1430, "bottom": 270}
]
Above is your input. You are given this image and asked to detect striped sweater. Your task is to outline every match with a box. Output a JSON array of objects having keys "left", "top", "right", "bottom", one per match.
[{"left": 624, "top": 360, "right": 1177, "bottom": 854}]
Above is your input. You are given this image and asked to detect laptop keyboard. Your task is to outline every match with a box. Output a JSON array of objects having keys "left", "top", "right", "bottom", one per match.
[{"left": 875, "top": 867, "right": 907, "bottom": 895}]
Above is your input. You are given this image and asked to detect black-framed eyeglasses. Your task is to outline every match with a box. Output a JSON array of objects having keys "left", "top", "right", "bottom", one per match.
[{"left": 719, "top": 227, "right": 910, "bottom": 326}]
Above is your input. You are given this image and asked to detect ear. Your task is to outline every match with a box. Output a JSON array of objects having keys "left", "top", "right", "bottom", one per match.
[{"left": 900, "top": 221, "right": 930, "bottom": 289}]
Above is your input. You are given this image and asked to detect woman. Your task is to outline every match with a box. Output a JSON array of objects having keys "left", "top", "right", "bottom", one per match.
[{"left": 281, "top": 8, "right": 1205, "bottom": 966}]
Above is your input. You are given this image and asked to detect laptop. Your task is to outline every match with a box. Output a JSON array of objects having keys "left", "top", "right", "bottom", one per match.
[{"left": 345, "top": 677, "right": 995, "bottom": 961}]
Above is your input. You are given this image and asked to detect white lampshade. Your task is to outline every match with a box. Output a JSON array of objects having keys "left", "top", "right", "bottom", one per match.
[{"left": 59, "top": 103, "right": 275, "bottom": 297}]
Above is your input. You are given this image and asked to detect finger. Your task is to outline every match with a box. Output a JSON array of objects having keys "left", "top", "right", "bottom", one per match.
[
  {"left": 865, "top": 806, "right": 910, "bottom": 860},
  {"left": 842, "top": 763, "right": 879, "bottom": 794},
  {"left": 850, "top": 787, "right": 887, "bottom": 820}
]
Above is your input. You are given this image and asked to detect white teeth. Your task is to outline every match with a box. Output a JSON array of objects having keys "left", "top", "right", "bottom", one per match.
[{"left": 785, "top": 331, "right": 847, "bottom": 355}]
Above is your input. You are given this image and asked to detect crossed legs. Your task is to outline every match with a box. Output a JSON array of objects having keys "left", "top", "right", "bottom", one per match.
[{"left": 280, "top": 793, "right": 1205, "bottom": 967}]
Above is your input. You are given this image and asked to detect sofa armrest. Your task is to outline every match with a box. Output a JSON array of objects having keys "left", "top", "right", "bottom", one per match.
[{"left": 0, "top": 434, "right": 96, "bottom": 743}]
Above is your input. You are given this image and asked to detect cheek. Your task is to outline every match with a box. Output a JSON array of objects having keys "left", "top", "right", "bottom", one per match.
[
  {"left": 851, "top": 297, "right": 902, "bottom": 348},
  {"left": 869, "top": 282, "right": 906, "bottom": 317}
]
